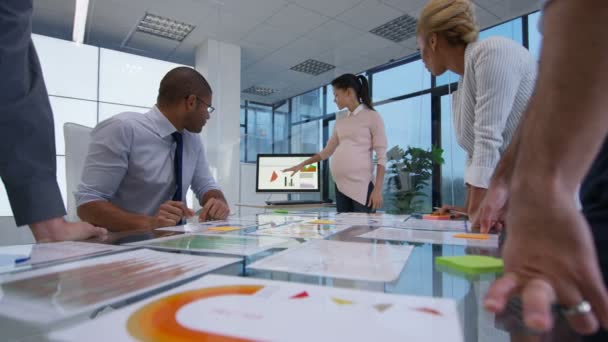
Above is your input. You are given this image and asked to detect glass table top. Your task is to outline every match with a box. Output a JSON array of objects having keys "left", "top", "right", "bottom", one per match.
[{"left": 0, "top": 212, "right": 576, "bottom": 342}]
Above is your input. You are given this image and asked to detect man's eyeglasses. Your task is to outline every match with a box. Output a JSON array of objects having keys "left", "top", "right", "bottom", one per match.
[{"left": 187, "top": 95, "right": 215, "bottom": 114}]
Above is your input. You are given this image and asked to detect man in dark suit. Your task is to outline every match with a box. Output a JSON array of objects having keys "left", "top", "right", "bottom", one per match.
[{"left": 0, "top": 0, "right": 106, "bottom": 242}]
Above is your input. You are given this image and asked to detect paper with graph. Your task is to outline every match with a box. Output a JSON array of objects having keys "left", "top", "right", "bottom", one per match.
[
  {"left": 358, "top": 228, "right": 498, "bottom": 248},
  {"left": 50, "top": 274, "right": 463, "bottom": 342},
  {"left": 0, "top": 249, "right": 239, "bottom": 324},
  {"left": 247, "top": 240, "right": 413, "bottom": 282}
]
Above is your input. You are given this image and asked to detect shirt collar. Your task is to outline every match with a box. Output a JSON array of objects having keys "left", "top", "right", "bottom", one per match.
[
  {"left": 148, "top": 105, "right": 179, "bottom": 138},
  {"left": 347, "top": 104, "right": 366, "bottom": 117}
]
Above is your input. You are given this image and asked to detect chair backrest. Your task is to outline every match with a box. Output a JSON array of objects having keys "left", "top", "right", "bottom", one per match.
[{"left": 64, "top": 123, "right": 93, "bottom": 222}]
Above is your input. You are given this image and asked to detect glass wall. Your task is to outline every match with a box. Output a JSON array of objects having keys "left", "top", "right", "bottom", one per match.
[
  {"left": 377, "top": 95, "right": 433, "bottom": 213},
  {"left": 528, "top": 11, "right": 543, "bottom": 60},
  {"left": 245, "top": 103, "right": 273, "bottom": 162},
  {"left": 440, "top": 95, "right": 467, "bottom": 207},
  {"left": 291, "top": 88, "right": 323, "bottom": 123},
  {"left": 273, "top": 101, "right": 290, "bottom": 154},
  {"left": 373, "top": 60, "right": 431, "bottom": 103}
]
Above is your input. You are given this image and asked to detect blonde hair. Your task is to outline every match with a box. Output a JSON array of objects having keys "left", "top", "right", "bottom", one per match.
[{"left": 416, "top": 0, "right": 479, "bottom": 45}]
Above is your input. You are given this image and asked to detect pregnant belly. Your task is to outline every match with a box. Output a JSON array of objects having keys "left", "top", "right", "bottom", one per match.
[{"left": 330, "top": 147, "right": 372, "bottom": 182}]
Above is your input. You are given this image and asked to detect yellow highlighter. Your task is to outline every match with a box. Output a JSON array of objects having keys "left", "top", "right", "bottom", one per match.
[
  {"left": 309, "top": 220, "right": 335, "bottom": 225},
  {"left": 207, "top": 226, "right": 242, "bottom": 232},
  {"left": 453, "top": 233, "right": 490, "bottom": 240}
]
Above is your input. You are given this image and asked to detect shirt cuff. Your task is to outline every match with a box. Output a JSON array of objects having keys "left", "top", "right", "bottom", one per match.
[
  {"left": 464, "top": 164, "right": 494, "bottom": 189},
  {"left": 7, "top": 179, "right": 66, "bottom": 227},
  {"left": 197, "top": 186, "right": 223, "bottom": 202},
  {"left": 74, "top": 187, "right": 111, "bottom": 208}
]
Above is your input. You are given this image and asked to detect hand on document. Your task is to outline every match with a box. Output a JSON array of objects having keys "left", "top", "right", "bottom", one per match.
[
  {"left": 485, "top": 192, "right": 608, "bottom": 335},
  {"left": 199, "top": 198, "right": 230, "bottom": 221},
  {"left": 154, "top": 201, "right": 194, "bottom": 227}
]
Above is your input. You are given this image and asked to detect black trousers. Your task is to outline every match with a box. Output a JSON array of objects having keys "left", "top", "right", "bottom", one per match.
[{"left": 335, "top": 182, "right": 375, "bottom": 213}]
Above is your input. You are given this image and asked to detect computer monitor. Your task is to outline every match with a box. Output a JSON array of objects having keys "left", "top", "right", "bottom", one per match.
[{"left": 256, "top": 154, "right": 320, "bottom": 193}]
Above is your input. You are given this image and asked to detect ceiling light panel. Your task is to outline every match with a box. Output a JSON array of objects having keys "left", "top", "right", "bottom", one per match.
[
  {"left": 369, "top": 14, "right": 418, "bottom": 43},
  {"left": 290, "top": 59, "right": 336, "bottom": 76},
  {"left": 136, "top": 13, "right": 195, "bottom": 42},
  {"left": 242, "top": 86, "right": 277, "bottom": 96}
]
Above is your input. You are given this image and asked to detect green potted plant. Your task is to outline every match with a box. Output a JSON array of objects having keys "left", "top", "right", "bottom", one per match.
[{"left": 384, "top": 145, "right": 444, "bottom": 214}]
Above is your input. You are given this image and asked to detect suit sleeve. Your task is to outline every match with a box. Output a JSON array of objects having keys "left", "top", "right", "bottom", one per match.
[{"left": 0, "top": 0, "right": 66, "bottom": 226}]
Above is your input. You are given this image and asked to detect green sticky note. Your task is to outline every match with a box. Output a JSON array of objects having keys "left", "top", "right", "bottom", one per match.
[
  {"left": 273, "top": 210, "right": 289, "bottom": 214},
  {"left": 435, "top": 255, "right": 504, "bottom": 275}
]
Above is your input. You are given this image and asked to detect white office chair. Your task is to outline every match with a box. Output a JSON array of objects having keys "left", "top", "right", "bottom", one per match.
[{"left": 63, "top": 123, "right": 93, "bottom": 222}]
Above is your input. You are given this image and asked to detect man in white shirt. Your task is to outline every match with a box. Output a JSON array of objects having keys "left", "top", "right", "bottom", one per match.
[{"left": 76, "top": 67, "right": 229, "bottom": 232}]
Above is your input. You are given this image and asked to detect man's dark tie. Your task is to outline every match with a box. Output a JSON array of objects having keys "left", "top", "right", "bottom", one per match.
[{"left": 171, "top": 132, "right": 183, "bottom": 202}]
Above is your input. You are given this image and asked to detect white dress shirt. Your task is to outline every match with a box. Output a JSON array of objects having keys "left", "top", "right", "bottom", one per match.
[
  {"left": 75, "top": 106, "right": 221, "bottom": 216},
  {"left": 452, "top": 36, "right": 537, "bottom": 188}
]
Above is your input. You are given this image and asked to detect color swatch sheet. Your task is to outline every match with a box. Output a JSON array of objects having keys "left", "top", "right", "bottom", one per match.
[
  {"left": 359, "top": 228, "right": 499, "bottom": 248},
  {"left": 255, "top": 214, "right": 311, "bottom": 227},
  {"left": 394, "top": 218, "right": 468, "bottom": 232},
  {"left": 248, "top": 240, "right": 413, "bottom": 282},
  {"left": 0, "top": 241, "right": 127, "bottom": 274},
  {"left": 157, "top": 219, "right": 260, "bottom": 233},
  {"left": 50, "top": 274, "right": 462, "bottom": 342},
  {"left": 128, "top": 234, "right": 292, "bottom": 257},
  {"left": 275, "top": 211, "right": 337, "bottom": 218},
  {"left": 0, "top": 249, "right": 239, "bottom": 324},
  {"left": 250, "top": 223, "right": 351, "bottom": 239},
  {"left": 333, "top": 213, "right": 411, "bottom": 227}
]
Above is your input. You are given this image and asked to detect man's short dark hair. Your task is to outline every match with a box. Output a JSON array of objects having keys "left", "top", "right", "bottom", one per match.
[{"left": 157, "top": 67, "right": 212, "bottom": 106}]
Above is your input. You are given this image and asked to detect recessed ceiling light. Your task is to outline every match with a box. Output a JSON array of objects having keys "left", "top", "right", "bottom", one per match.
[
  {"left": 370, "top": 14, "right": 418, "bottom": 43},
  {"left": 242, "top": 86, "right": 277, "bottom": 97},
  {"left": 290, "top": 59, "right": 336, "bottom": 76},
  {"left": 136, "top": 13, "right": 195, "bottom": 42}
]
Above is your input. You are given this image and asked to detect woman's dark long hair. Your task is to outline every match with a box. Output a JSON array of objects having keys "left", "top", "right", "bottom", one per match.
[{"left": 331, "top": 74, "right": 374, "bottom": 111}]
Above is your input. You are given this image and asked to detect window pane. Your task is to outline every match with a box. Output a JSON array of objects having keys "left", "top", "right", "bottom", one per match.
[
  {"left": 290, "top": 119, "right": 322, "bottom": 154},
  {"left": 291, "top": 88, "right": 323, "bottom": 123},
  {"left": 479, "top": 18, "right": 523, "bottom": 43},
  {"left": 274, "top": 114, "right": 289, "bottom": 153},
  {"left": 372, "top": 60, "right": 431, "bottom": 103},
  {"left": 326, "top": 84, "right": 340, "bottom": 115},
  {"left": 246, "top": 104, "right": 273, "bottom": 162},
  {"left": 240, "top": 107, "right": 246, "bottom": 125},
  {"left": 327, "top": 119, "right": 336, "bottom": 201},
  {"left": 435, "top": 71, "right": 459, "bottom": 88},
  {"left": 440, "top": 94, "right": 467, "bottom": 207},
  {"left": 240, "top": 126, "right": 246, "bottom": 162},
  {"left": 376, "top": 95, "right": 432, "bottom": 213},
  {"left": 528, "top": 11, "right": 542, "bottom": 60}
]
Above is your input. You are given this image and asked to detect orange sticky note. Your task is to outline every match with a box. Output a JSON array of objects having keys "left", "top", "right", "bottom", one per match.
[
  {"left": 422, "top": 214, "right": 451, "bottom": 220},
  {"left": 208, "top": 226, "right": 242, "bottom": 232},
  {"left": 453, "top": 233, "right": 490, "bottom": 240}
]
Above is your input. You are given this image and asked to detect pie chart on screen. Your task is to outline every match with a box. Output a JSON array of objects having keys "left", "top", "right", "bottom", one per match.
[{"left": 270, "top": 171, "right": 278, "bottom": 183}]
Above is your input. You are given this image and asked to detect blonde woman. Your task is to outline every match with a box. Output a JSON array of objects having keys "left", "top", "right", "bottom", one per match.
[{"left": 417, "top": 0, "right": 537, "bottom": 224}]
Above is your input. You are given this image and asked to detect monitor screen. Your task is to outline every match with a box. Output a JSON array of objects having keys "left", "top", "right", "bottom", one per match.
[{"left": 256, "top": 154, "right": 320, "bottom": 193}]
